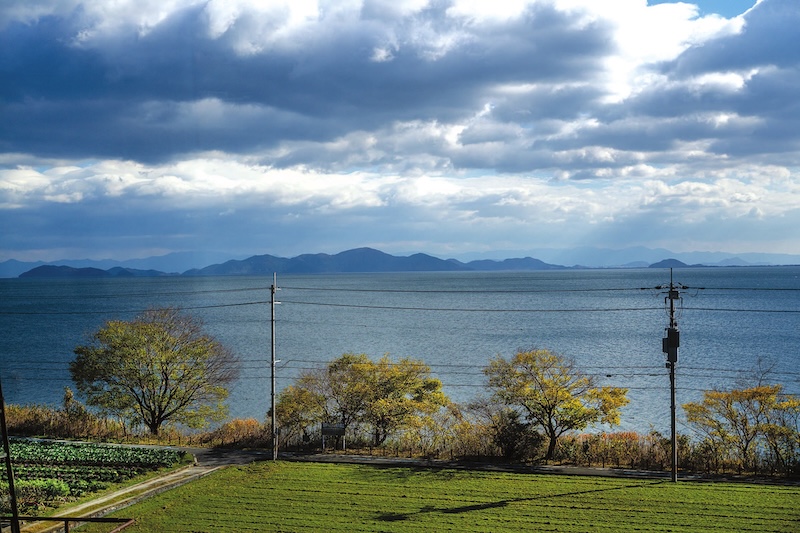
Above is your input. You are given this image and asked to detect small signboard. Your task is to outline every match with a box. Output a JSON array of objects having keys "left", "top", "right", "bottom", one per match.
[
  {"left": 321, "top": 423, "right": 346, "bottom": 451},
  {"left": 321, "top": 423, "right": 345, "bottom": 436}
]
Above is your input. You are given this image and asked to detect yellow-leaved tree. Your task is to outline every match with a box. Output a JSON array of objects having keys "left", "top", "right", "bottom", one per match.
[
  {"left": 683, "top": 384, "right": 800, "bottom": 473},
  {"left": 361, "top": 356, "right": 448, "bottom": 446},
  {"left": 484, "top": 349, "right": 629, "bottom": 460},
  {"left": 276, "top": 353, "right": 448, "bottom": 447}
]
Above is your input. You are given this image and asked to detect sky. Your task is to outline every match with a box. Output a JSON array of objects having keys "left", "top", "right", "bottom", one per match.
[{"left": 1, "top": 0, "right": 798, "bottom": 262}]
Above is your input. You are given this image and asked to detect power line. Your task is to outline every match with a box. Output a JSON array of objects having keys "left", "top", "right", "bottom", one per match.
[
  {"left": 0, "top": 358, "right": 780, "bottom": 376},
  {"left": 7, "top": 356, "right": 800, "bottom": 378},
  {"left": 693, "top": 287, "right": 800, "bottom": 291},
  {"left": 3, "top": 285, "right": 272, "bottom": 301},
  {"left": 0, "top": 300, "right": 271, "bottom": 316},
  {"left": 278, "top": 299, "right": 663, "bottom": 313},
  {"left": 3, "top": 283, "right": 799, "bottom": 316},
  {"left": 682, "top": 306, "right": 800, "bottom": 314},
  {"left": 281, "top": 285, "right": 654, "bottom": 294},
  {"left": 6, "top": 374, "right": 796, "bottom": 400}
]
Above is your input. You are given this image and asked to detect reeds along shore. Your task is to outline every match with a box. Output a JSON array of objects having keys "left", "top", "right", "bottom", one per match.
[{"left": 6, "top": 402, "right": 799, "bottom": 478}]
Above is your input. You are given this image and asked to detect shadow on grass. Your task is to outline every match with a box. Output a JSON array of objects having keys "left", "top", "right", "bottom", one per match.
[
  {"left": 352, "top": 464, "right": 460, "bottom": 483},
  {"left": 375, "top": 480, "right": 664, "bottom": 522}
]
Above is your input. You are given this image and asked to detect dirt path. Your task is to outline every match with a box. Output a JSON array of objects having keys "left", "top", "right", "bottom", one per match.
[{"left": 18, "top": 447, "right": 268, "bottom": 533}]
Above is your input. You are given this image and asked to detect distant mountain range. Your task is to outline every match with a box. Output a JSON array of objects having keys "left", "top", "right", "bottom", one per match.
[
  {"left": 0, "top": 251, "right": 239, "bottom": 278},
  {"left": 18, "top": 248, "right": 569, "bottom": 278},
  {"left": 182, "top": 248, "right": 470, "bottom": 276},
  {"left": 5, "top": 247, "right": 800, "bottom": 279},
  {"left": 455, "top": 246, "right": 800, "bottom": 269}
]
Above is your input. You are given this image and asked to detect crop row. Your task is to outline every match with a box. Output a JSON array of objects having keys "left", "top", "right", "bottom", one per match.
[
  {"left": 12, "top": 464, "right": 147, "bottom": 483},
  {"left": 2, "top": 464, "right": 148, "bottom": 498},
  {"left": 8, "top": 438, "right": 183, "bottom": 467},
  {"left": 4, "top": 467, "right": 115, "bottom": 497}
]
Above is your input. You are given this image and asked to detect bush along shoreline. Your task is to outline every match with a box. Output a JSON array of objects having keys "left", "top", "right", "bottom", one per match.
[{"left": 4, "top": 399, "right": 798, "bottom": 481}]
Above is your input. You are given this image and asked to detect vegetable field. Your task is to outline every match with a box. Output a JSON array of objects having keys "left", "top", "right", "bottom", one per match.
[{"left": 1, "top": 439, "right": 184, "bottom": 510}]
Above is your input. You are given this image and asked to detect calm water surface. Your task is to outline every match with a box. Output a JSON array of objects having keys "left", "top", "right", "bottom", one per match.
[{"left": 1, "top": 267, "right": 798, "bottom": 435}]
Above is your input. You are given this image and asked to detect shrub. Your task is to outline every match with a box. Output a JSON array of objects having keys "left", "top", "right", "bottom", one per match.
[
  {"left": 2, "top": 478, "right": 71, "bottom": 512},
  {"left": 490, "top": 409, "right": 545, "bottom": 461},
  {"left": 207, "top": 418, "right": 268, "bottom": 447},
  {"left": 5, "top": 404, "right": 57, "bottom": 436}
]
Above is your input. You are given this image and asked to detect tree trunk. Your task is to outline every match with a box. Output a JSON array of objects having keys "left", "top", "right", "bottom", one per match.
[{"left": 545, "top": 434, "right": 557, "bottom": 461}]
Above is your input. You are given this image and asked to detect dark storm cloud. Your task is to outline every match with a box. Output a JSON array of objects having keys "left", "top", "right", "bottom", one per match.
[
  {"left": 0, "top": 1, "right": 613, "bottom": 163},
  {"left": 607, "top": 0, "right": 799, "bottom": 150},
  {"left": 490, "top": 83, "right": 605, "bottom": 123},
  {"left": 0, "top": 97, "right": 333, "bottom": 161},
  {"left": 665, "top": 0, "right": 799, "bottom": 76}
]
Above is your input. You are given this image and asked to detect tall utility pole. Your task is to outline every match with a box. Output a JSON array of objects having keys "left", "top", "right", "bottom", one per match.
[
  {"left": 270, "top": 273, "right": 280, "bottom": 461},
  {"left": 1, "top": 378, "right": 21, "bottom": 533},
  {"left": 662, "top": 269, "right": 681, "bottom": 483}
]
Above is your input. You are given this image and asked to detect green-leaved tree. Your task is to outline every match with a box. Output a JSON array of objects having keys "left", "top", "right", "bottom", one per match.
[{"left": 71, "top": 308, "right": 238, "bottom": 435}]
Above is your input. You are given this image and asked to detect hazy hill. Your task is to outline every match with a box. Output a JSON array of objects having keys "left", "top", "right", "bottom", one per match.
[
  {"left": 18, "top": 248, "right": 572, "bottom": 278},
  {"left": 0, "top": 259, "right": 46, "bottom": 278},
  {"left": 508, "top": 246, "right": 800, "bottom": 268},
  {"left": 20, "top": 265, "right": 111, "bottom": 278},
  {"left": 5, "top": 246, "right": 800, "bottom": 278},
  {"left": 12, "top": 247, "right": 800, "bottom": 279},
  {"left": 648, "top": 258, "right": 706, "bottom": 269},
  {"left": 19, "top": 265, "right": 174, "bottom": 278},
  {"left": 462, "top": 257, "right": 566, "bottom": 271},
  {"left": 184, "top": 248, "right": 469, "bottom": 275},
  {"left": 0, "top": 251, "right": 239, "bottom": 278}
]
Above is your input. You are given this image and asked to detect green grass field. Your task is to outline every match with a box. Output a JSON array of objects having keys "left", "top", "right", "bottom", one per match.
[{"left": 83, "top": 461, "right": 799, "bottom": 532}]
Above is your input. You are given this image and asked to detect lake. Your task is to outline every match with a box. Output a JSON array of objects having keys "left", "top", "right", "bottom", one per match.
[{"left": 1, "top": 266, "right": 798, "bottom": 435}]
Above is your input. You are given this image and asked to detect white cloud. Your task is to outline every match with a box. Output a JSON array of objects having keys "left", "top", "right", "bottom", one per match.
[
  {"left": 581, "top": 0, "right": 744, "bottom": 102},
  {"left": 0, "top": 0, "right": 81, "bottom": 29},
  {"left": 446, "top": 0, "right": 530, "bottom": 21},
  {"left": 0, "top": 0, "right": 798, "bottom": 260}
]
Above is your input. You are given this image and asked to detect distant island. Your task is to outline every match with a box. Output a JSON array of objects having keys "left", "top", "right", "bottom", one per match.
[
  {"left": 18, "top": 247, "right": 708, "bottom": 278},
  {"left": 19, "top": 265, "right": 176, "bottom": 279},
  {"left": 648, "top": 258, "right": 703, "bottom": 269}
]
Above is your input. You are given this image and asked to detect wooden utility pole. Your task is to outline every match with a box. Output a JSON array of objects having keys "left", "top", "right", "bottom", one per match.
[
  {"left": 1, "top": 378, "right": 21, "bottom": 533},
  {"left": 662, "top": 269, "right": 681, "bottom": 483},
  {"left": 270, "top": 273, "right": 279, "bottom": 461}
]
